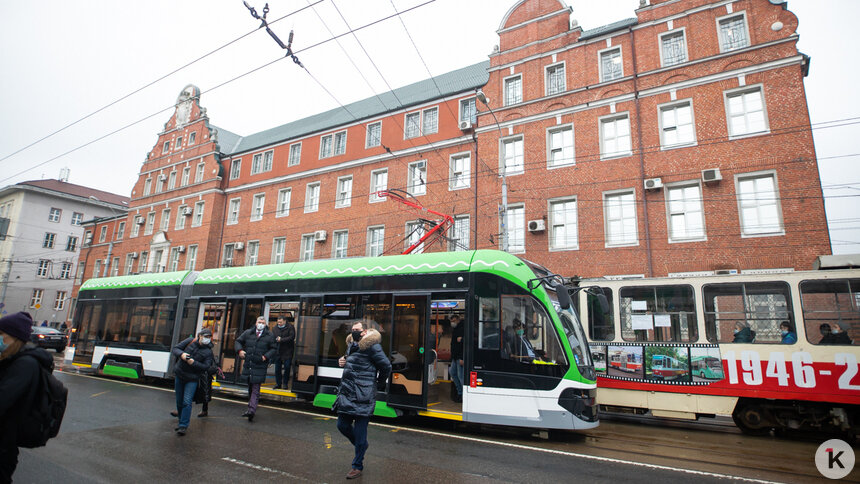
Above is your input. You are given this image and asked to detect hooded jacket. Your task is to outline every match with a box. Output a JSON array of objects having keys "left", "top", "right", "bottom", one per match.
[
  {"left": 334, "top": 329, "right": 392, "bottom": 417},
  {"left": 235, "top": 326, "right": 277, "bottom": 384},
  {"left": 0, "top": 344, "right": 53, "bottom": 449},
  {"left": 172, "top": 337, "right": 214, "bottom": 382},
  {"left": 732, "top": 326, "right": 753, "bottom": 343}
]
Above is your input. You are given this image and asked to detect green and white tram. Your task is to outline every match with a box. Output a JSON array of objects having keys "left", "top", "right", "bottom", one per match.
[{"left": 69, "top": 250, "right": 598, "bottom": 430}]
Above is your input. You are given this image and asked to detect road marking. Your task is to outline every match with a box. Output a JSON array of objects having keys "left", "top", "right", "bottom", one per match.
[
  {"left": 90, "top": 390, "right": 110, "bottom": 398},
  {"left": 58, "top": 371, "right": 780, "bottom": 483},
  {"left": 221, "top": 457, "right": 312, "bottom": 481}
]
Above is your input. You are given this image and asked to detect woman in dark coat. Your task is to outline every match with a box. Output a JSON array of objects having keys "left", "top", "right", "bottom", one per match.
[
  {"left": 0, "top": 312, "right": 51, "bottom": 482},
  {"left": 235, "top": 317, "right": 277, "bottom": 421},
  {"left": 334, "top": 321, "right": 391, "bottom": 479},
  {"left": 172, "top": 328, "right": 214, "bottom": 435}
]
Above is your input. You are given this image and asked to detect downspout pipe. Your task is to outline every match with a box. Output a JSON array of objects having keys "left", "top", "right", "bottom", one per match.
[{"left": 629, "top": 27, "right": 654, "bottom": 277}]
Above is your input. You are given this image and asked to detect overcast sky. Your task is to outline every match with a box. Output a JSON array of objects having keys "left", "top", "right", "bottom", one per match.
[{"left": 1, "top": 0, "right": 857, "bottom": 254}]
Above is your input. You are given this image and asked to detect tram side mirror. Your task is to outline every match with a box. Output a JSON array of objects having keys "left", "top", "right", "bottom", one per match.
[
  {"left": 596, "top": 293, "right": 610, "bottom": 315},
  {"left": 553, "top": 283, "right": 573, "bottom": 310}
]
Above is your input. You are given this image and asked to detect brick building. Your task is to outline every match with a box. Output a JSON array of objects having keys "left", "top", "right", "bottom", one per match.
[{"left": 76, "top": 0, "right": 829, "bottom": 302}]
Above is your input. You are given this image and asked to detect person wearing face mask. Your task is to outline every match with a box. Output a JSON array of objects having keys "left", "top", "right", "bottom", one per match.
[
  {"left": 779, "top": 321, "right": 797, "bottom": 344},
  {"left": 235, "top": 316, "right": 277, "bottom": 421},
  {"left": 271, "top": 316, "right": 295, "bottom": 390},
  {"left": 449, "top": 314, "right": 464, "bottom": 403},
  {"left": 0, "top": 312, "right": 52, "bottom": 482},
  {"left": 171, "top": 328, "right": 214, "bottom": 435},
  {"left": 510, "top": 318, "right": 536, "bottom": 363},
  {"left": 334, "top": 321, "right": 391, "bottom": 479},
  {"left": 731, "top": 322, "right": 753, "bottom": 343}
]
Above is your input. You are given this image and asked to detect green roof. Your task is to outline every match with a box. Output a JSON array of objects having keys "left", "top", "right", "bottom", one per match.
[
  {"left": 195, "top": 250, "right": 534, "bottom": 287},
  {"left": 80, "top": 271, "right": 192, "bottom": 290}
]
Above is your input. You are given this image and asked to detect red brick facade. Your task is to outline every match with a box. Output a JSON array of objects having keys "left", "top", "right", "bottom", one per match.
[{"left": 75, "top": 0, "right": 829, "bottom": 299}]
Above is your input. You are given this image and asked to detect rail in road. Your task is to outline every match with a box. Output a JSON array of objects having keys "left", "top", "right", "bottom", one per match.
[{"left": 13, "top": 368, "right": 855, "bottom": 483}]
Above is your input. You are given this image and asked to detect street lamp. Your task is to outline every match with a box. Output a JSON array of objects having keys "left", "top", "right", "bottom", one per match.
[{"left": 476, "top": 89, "right": 509, "bottom": 253}]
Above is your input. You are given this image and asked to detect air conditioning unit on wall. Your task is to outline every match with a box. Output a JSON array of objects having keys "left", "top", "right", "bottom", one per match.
[
  {"left": 702, "top": 168, "right": 722, "bottom": 183},
  {"left": 458, "top": 120, "right": 473, "bottom": 131},
  {"left": 130, "top": 252, "right": 138, "bottom": 259},
  {"left": 176, "top": 245, "right": 185, "bottom": 253},
  {"left": 644, "top": 178, "right": 663, "bottom": 190},
  {"left": 527, "top": 220, "right": 546, "bottom": 232},
  {"left": 235, "top": 242, "right": 245, "bottom": 250},
  {"left": 314, "top": 230, "right": 327, "bottom": 242},
  {"left": 182, "top": 207, "right": 193, "bottom": 216}
]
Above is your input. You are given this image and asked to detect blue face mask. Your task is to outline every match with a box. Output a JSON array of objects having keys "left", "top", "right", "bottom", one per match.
[
  {"left": 781, "top": 330, "right": 789, "bottom": 337},
  {"left": 516, "top": 329, "right": 524, "bottom": 336},
  {"left": 0, "top": 335, "right": 7, "bottom": 353}
]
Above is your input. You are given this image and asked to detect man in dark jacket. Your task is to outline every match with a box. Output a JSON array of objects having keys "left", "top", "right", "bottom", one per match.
[
  {"left": 0, "top": 312, "right": 53, "bottom": 482},
  {"left": 172, "top": 328, "right": 214, "bottom": 435},
  {"left": 449, "top": 315, "right": 464, "bottom": 403},
  {"left": 235, "top": 316, "right": 276, "bottom": 421},
  {"left": 271, "top": 316, "right": 295, "bottom": 390},
  {"left": 334, "top": 321, "right": 391, "bottom": 479}
]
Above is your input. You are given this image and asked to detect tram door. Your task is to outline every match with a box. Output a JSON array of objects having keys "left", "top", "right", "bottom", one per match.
[
  {"left": 386, "top": 294, "right": 429, "bottom": 409},
  {"left": 292, "top": 297, "right": 322, "bottom": 395},
  {"left": 219, "top": 298, "right": 263, "bottom": 383},
  {"left": 72, "top": 302, "right": 104, "bottom": 365}
]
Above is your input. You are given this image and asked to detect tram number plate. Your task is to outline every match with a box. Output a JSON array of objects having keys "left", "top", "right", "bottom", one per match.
[{"left": 723, "top": 351, "right": 860, "bottom": 391}]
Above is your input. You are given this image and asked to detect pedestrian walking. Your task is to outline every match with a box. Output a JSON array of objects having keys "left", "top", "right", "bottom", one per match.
[
  {"left": 333, "top": 320, "right": 391, "bottom": 479},
  {"left": 171, "top": 328, "right": 214, "bottom": 436},
  {"left": 235, "top": 316, "right": 276, "bottom": 421},
  {"left": 271, "top": 316, "right": 295, "bottom": 390},
  {"left": 0, "top": 312, "right": 52, "bottom": 482}
]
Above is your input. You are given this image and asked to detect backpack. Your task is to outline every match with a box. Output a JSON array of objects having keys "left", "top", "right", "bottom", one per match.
[{"left": 17, "top": 357, "right": 68, "bottom": 448}]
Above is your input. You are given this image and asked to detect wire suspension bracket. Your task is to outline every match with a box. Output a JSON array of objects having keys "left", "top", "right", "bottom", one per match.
[{"left": 243, "top": 1, "right": 304, "bottom": 67}]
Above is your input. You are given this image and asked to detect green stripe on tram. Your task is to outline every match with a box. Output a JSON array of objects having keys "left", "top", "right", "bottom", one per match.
[
  {"left": 80, "top": 271, "right": 191, "bottom": 290},
  {"left": 102, "top": 364, "right": 140, "bottom": 379},
  {"left": 195, "top": 250, "right": 530, "bottom": 285},
  {"left": 312, "top": 393, "right": 398, "bottom": 418}
]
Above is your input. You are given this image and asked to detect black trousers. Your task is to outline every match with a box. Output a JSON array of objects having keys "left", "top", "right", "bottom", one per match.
[{"left": 0, "top": 445, "right": 18, "bottom": 484}]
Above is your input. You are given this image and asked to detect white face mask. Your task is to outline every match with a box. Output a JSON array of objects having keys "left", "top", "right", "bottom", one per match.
[
  {"left": 200, "top": 337, "right": 211, "bottom": 345},
  {"left": 256, "top": 322, "right": 266, "bottom": 331}
]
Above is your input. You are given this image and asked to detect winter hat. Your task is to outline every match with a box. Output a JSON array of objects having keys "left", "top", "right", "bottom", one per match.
[
  {"left": 0, "top": 312, "right": 34, "bottom": 342},
  {"left": 198, "top": 328, "right": 213, "bottom": 337}
]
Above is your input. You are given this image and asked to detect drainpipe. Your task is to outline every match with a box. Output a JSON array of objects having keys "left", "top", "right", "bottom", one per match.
[
  {"left": 629, "top": 27, "right": 654, "bottom": 277},
  {"left": 472, "top": 129, "right": 479, "bottom": 249}
]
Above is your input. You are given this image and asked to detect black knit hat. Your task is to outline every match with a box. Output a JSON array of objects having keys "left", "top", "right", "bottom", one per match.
[
  {"left": 0, "top": 312, "right": 34, "bottom": 342},
  {"left": 198, "top": 328, "right": 213, "bottom": 337}
]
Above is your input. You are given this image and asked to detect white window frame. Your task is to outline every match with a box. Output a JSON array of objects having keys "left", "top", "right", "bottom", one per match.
[
  {"left": 304, "top": 182, "right": 320, "bottom": 213},
  {"left": 167, "top": 170, "right": 177, "bottom": 190},
  {"left": 599, "top": 112, "right": 632, "bottom": 160},
  {"left": 143, "top": 178, "right": 152, "bottom": 196},
  {"left": 500, "top": 135, "right": 525, "bottom": 176},
  {"left": 288, "top": 143, "right": 301, "bottom": 166},
  {"left": 598, "top": 45, "right": 624, "bottom": 83},
  {"left": 366, "top": 122, "right": 382, "bottom": 148},
  {"left": 724, "top": 84, "right": 769, "bottom": 138},
  {"left": 125, "top": 254, "right": 135, "bottom": 275},
  {"left": 276, "top": 188, "right": 291, "bottom": 217},
  {"left": 545, "top": 62, "right": 566, "bottom": 96},
  {"left": 175, "top": 206, "right": 187, "bottom": 230},
  {"left": 144, "top": 212, "right": 155, "bottom": 235},
  {"left": 659, "top": 28, "right": 688, "bottom": 67},
  {"left": 181, "top": 166, "right": 191, "bottom": 186},
  {"left": 188, "top": 132, "right": 196, "bottom": 145},
  {"left": 169, "top": 247, "right": 181, "bottom": 272},
  {"left": 131, "top": 218, "right": 141, "bottom": 238},
  {"left": 192, "top": 201, "right": 205, "bottom": 227},
  {"left": 603, "top": 188, "right": 639, "bottom": 247},
  {"left": 336, "top": 176, "right": 353, "bottom": 208},
  {"left": 66, "top": 236, "right": 78, "bottom": 252},
  {"left": 138, "top": 252, "right": 148, "bottom": 273},
  {"left": 175, "top": 136, "right": 183, "bottom": 150},
  {"left": 71, "top": 212, "right": 83, "bottom": 226},
  {"left": 449, "top": 215, "right": 470, "bottom": 252},
  {"left": 162, "top": 141, "right": 170, "bottom": 154},
  {"left": 272, "top": 237, "right": 286, "bottom": 264},
  {"left": 449, "top": 152, "right": 471, "bottom": 190},
  {"left": 251, "top": 150, "right": 274, "bottom": 175},
  {"left": 154, "top": 175, "right": 163, "bottom": 194},
  {"left": 333, "top": 130, "right": 347, "bottom": 156},
  {"left": 44, "top": 232, "right": 55, "bottom": 249},
  {"left": 186, "top": 245, "right": 198, "bottom": 271},
  {"left": 54, "top": 291, "right": 67, "bottom": 311},
  {"left": 503, "top": 73, "right": 523, "bottom": 106},
  {"left": 664, "top": 181, "right": 706, "bottom": 243},
  {"left": 60, "top": 262, "right": 72, "bottom": 279},
  {"left": 422, "top": 107, "right": 438, "bottom": 136},
  {"left": 716, "top": 11, "right": 750, "bottom": 53},
  {"left": 548, "top": 196, "right": 579, "bottom": 251},
  {"left": 459, "top": 98, "right": 476, "bottom": 125},
  {"left": 230, "top": 159, "right": 242, "bottom": 180},
  {"left": 404, "top": 112, "right": 421, "bottom": 139},
  {"left": 366, "top": 225, "right": 385, "bottom": 257},
  {"left": 222, "top": 244, "right": 235, "bottom": 268},
  {"left": 195, "top": 163, "right": 205, "bottom": 183},
  {"left": 404, "top": 107, "right": 439, "bottom": 139},
  {"left": 407, "top": 160, "right": 427, "bottom": 196},
  {"left": 658, "top": 99, "right": 697, "bottom": 149},
  {"left": 735, "top": 170, "right": 785, "bottom": 237},
  {"left": 246, "top": 240, "right": 260, "bottom": 266},
  {"left": 504, "top": 204, "right": 526, "bottom": 254},
  {"left": 30, "top": 289, "right": 43, "bottom": 308},
  {"left": 99, "top": 226, "right": 107, "bottom": 243},
  {"left": 227, "top": 198, "right": 241, "bottom": 225},
  {"left": 116, "top": 221, "right": 125, "bottom": 240},
  {"left": 251, "top": 193, "right": 265, "bottom": 221},
  {"left": 405, "top": 220, "right": 426, "bottom": 254},
  {"left": 48, "top": 208, "right": 61, "bottom": 223},
  {"left": 37, "top": 260, "right": 50, "bottom": 277},
  {"left": 369, "top": 169, "right": 388, "bottom": 203},
  {"left": 320, "top": 134, "right": 333, "bottom": 158},
  {"left": 160, "top": 208, "right": 171, "bottom": 232},
  {"left": 332, "top": 230, "right": 348, "bottom": 259},
  {"left": 300, "top": 234, "right": 315, "bottom": 261},
  {"left": 547, "top": 124, "right": 575, "bottom": 168}
]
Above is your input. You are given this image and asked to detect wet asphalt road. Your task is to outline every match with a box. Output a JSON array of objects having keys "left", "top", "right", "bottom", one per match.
[{"left": 12, "top": 369, "right": 860, "bottom": 483}]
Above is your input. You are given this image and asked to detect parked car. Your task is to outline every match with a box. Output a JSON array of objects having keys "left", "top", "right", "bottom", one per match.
[{"left": 30, "top": 326, "right": 67, "bottom": 352}]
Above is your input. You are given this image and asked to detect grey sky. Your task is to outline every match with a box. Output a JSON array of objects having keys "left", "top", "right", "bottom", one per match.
[{"left": 0, "top": 0, "right": 857, "bottom": 254}]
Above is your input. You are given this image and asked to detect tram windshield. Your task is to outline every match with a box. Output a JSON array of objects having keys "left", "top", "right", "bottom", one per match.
[{"left": 546, "top": 286, "right": 595, "bottom": 380}]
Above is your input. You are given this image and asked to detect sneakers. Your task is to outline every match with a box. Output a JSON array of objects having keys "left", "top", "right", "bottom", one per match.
[
  {"left": 346, "top": 469, "right": 362, "bottom": 479},
  {"left": 176, "top": 427, "right": 187, "bottom": 436}
]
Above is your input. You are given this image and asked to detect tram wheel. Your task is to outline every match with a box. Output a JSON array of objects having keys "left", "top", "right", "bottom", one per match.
[{"left": 732, "top": 404, "right": 772, "bottom": 436}]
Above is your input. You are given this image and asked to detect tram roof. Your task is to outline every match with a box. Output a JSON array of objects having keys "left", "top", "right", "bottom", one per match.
[
  {"left": 194, "top": 250, "right": 535, "bottom": 285},
  {"left": 80, "top": 270, "right": 192, "bottom": 290}
]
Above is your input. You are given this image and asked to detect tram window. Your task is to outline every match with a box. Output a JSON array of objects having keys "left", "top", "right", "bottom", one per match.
[
  {"left": 178, "top": 299, "right": 198, "bottom": 342},
  {"left": 620, "top": 285, "right": 696, "bottom": 342},
  {"left": 322, "top": 295, "right": 360, "bottom": 358},
  {"left": 800, "top": 279, "right": 859, "bottom": 346},
  {"left": 703, "top": 282, "right": 794, "bottom": 344},
  {"left": 500, "top": 295, "right": 567, "bottom": 366},
  {"left": 587, "top": 288, "right": 614, "bottom": 341}
]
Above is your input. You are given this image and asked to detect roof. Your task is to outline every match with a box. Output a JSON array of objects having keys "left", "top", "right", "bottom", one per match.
[
  {"left": 579, "top": 18, "right": 638, "bottom": 41},
  {"left": 210, "top": 125, "right": 242, "bottom": 154},
  {"left": 16, "top": 179, "right": 129, "bottom": 207},
  {"left": 80, "top": 271, "right": 192, "bottom": 290},
  {"left": 221, "top": 61, "right": 490, "bottom": 156}
]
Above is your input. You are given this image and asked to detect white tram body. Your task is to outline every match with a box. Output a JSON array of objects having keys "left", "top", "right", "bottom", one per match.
[{"left": 579, "top": 269, "right": 860, "bottom": 434}]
